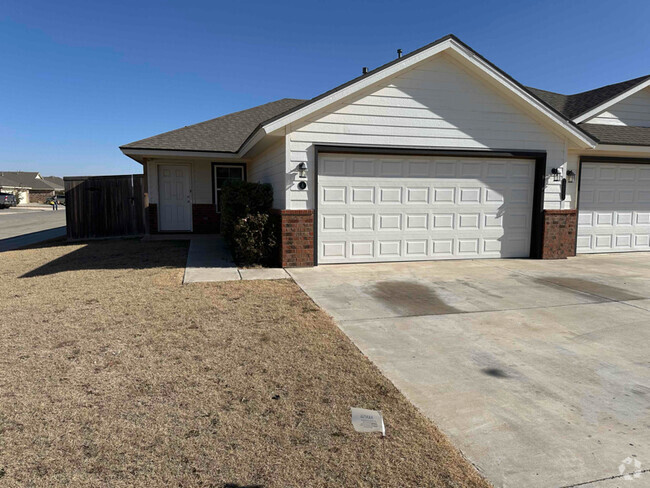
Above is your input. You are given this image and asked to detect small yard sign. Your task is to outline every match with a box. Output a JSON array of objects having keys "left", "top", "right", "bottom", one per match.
[{"left": 351, "top": 407, "right": 385, "bottom": 436}]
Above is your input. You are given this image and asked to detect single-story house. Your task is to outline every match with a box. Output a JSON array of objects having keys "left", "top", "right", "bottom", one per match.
[
  {"left": 0, "top": 172, "right": 64, "bottom": 204},
  {"left": 120, "top": 34, "right": 650, "bottom": 267}
]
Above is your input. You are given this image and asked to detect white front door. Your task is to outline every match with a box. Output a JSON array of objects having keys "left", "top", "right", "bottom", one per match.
[
  {"left": 158, "top": 164, "right": 192, "bottom": 232},
  {"left": 317, "top": 153, "right": 535, "bottom": 264},
  {"left": 577, "top": 162, "right": 650, "bottom": 253}
]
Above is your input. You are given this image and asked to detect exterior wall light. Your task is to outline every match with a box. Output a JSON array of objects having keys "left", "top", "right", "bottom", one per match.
[
  {"left": 566, "top": 170, "right": 576, "bottom": 183},
  {"left": 298, "top": 162, "right": 307, "bottom": 178},
  {"left": 551, "top": 167, "right": 562, "bottom": 182}
]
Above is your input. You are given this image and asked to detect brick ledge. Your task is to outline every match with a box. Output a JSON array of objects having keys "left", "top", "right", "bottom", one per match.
[{"left": 544, "top": 209, "right": 577, "bottom": 215}]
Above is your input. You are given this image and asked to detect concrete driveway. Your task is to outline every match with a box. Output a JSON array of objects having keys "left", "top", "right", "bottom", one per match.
[{"left": 288, "top": 254, "right": 650, "bottom": 488}]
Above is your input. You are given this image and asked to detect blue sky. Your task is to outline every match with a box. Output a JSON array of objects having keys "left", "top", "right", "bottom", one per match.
[{"left": 1, "top": 0, "right": 648, "bottom": 176}]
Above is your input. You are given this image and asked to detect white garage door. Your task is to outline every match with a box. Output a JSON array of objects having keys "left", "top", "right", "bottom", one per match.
[
  {"left": 577, "top": 162, "right": 650, "bottom": 253},
  {"left": 317, "top": 154, "right": 535, "bottom": 264}
]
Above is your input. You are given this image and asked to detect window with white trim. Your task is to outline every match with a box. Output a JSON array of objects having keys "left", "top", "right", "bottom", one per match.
[{"left": 214, "top": 164, "right": 245, "bottom": 212}]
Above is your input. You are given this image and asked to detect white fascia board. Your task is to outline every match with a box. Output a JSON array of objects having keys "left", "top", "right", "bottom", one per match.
[
  {"left": 120, "top": 148, "right": 246, "bottom": 160},
  {"left": 237, "top": 126, "right": 268, "bottom": 156},
  {"left": 254, "top": 38, "right": 595, "bottom": 150},
  {"left": 574, "top": 78, "right": 650, "bottom": 123},
  {"left": 587, "top": 144, "right": 650, "bottom": 155}
]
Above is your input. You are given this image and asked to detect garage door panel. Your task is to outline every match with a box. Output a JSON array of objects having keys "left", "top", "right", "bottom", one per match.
[
  {"left": 433, "top": 161, "right": 456, "bottom": 178},
  {"left": 318, "top": 154, "right": 535, "bottom": 263},
  {"left": 635, "top": 235, "right": 650, "bottom": 247},
  {"left": 406, "top": 187, "right": 429, "bottom": 203},
  {"left": 351, "top": 159, "right": 375, "bottom": 176},
  {"left": 577, "top": 162, "right": 650, "bottom": 254},
  {"left": 637, "top": 212, "right": 650, "bottom": 225}
]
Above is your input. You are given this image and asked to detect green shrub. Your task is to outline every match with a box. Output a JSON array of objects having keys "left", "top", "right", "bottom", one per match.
[
  {"left": 220, "top": 180, "right": 273, "bottom": 239},
  {"left": 232, "top": 213, "right": 278, "bottom": 266},
  {"left": 220, "top": 180, "right": 277, "bottom": 266}
]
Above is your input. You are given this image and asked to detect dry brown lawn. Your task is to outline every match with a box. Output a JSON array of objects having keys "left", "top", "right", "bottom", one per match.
[{"left": 0, "top": 239, "right": 490, "bottom": 487}]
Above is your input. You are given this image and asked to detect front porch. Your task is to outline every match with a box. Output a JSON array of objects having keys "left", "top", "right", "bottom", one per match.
[{"left": 144, "top": 159, "right": 245, "bottom": 235}]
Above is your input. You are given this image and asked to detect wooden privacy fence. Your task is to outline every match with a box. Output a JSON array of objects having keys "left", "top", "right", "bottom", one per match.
[{"left": 64, "top": 174, "right": 145, "bottom": 240}]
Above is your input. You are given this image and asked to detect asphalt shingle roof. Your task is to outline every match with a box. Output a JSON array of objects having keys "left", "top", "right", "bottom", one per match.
[
  {"left": 579, "top": 123, "right": 650, "bottom": 147},
  {"left": 527, "top": 75, "right": 650, "bottom": 120},
  {"left": 0, "top": 175, "right": 20, "bottom": 188},
  {"left": 42, "top": 176, "right": 65, "bottom": 191},
  {"left": 0, "top": 172, "right": 54, "bottom": 190},
  {"left": 120, "top": 35, "right": 650, "bottom": 152},
  {"left": 121, "top": 98, "right": 307, "bottom": 153}
]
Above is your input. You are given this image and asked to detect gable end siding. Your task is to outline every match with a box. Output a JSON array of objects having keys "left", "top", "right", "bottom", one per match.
[
  {"left": 287, "top": 53, "right": 570, "bottom": 211},
  {"left": 586, "top": 87, "right": 650, "bottom": 127}
]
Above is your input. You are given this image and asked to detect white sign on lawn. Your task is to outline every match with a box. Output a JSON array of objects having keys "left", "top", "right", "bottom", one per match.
[{"left": 351, "top": 407, "right": 385, "bottom": 436}]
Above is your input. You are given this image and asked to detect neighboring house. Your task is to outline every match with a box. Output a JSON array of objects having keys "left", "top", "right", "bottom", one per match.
[
  {"left": 42, "top": 176, "right": 65, "bottom": 193},
  {"left": 120, "top": 34, "right": 650, "bottom": 267},
  {"left": 0, "top": 172, "right": 64, "bottom": 204}
]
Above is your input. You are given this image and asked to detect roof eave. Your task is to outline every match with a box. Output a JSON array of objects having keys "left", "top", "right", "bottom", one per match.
[{"left": 119, "top": 147, "right": 248, "bottom": 161}]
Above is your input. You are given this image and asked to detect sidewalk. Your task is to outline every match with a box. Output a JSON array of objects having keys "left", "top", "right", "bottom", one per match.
[{"left": 182, "top": 235, "right": 290, "bottom": 283}]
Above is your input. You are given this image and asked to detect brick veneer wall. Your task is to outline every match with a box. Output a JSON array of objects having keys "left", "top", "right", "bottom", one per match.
[
  {"left": 148, "top": 204, "right": 158, "bottom": 233},
  {"left": 274, "top": 209, "right": 314, "bottom": 267},
  {"left": 147, "top": 203, "right": 219, "bottom": 234},
  {"left": 541, "top": 209, "right": 577, "bottom": 259},
  {"left": 29, "top": 190, "right": 54, "bottom": 204},
  {"left": 192, "top": 204, "right": 220, "bottom": 233}
]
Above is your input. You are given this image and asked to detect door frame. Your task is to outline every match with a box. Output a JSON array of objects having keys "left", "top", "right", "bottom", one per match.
[
  {"left": 157, "top": 163, "right": 193, "bottom": 232},
  {"left": 576, "top": 155, "right": 650, "bottom": 254},
  {"left": 314, "top": 145, "right": 547, "bottom": 265}
]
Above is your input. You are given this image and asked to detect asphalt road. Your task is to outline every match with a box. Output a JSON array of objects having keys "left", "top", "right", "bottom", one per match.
[{"left": 0, "top": 206, "right": 66, "bottom": 251}]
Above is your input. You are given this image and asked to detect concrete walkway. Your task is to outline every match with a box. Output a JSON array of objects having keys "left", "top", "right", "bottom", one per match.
[{"left": 182, "top": 235, "right": 290, "bottom": 283}]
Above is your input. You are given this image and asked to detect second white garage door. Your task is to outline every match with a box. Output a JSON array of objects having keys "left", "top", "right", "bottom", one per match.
[
  {"left": 318, "top": 153, "right": 535, "bottom": 264},
  {"left": 577, "top": 162, "right": 650, "bottom": 253}
]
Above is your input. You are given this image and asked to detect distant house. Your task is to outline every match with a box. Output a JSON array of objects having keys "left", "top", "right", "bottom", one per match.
[{"left": 0, "top": 171, "right": 64, "bottom": 204}]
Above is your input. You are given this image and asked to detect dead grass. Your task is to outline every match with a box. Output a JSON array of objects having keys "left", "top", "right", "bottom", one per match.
[{"left": 0, "top": 239, "right": 490, "bottom": 487}]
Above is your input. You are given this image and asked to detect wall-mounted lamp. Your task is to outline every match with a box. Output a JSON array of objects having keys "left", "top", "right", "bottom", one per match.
[
  {"left": 551, "top": 167, "right": 562, "bottom": 182},
  {"left": 297, "top": 162, "right": 307, "bottom": 178},
  {"left": 566, "top": 170, "right": 576, "bottom": 183}
]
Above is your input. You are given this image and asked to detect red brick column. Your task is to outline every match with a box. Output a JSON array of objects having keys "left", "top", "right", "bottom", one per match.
[
  {"left": 274, "top": 209, "right": 314, "bottom": 267},
  {"left": 541, "top": 209, "right": 577, "bottom": 259}
]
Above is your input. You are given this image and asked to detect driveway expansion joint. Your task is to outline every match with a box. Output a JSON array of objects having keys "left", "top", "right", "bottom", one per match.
[{"left": 559, "top": 469, "right": 649, "bottom": 487}]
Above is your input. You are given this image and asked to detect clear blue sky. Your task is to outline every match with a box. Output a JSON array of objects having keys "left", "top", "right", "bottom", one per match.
[{"left": 1, "top": 0, "right": 648, "bottom": 177}]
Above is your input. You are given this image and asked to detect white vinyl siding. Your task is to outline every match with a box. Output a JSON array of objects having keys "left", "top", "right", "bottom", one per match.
[
  {"left": 318, "top": 153, "right": 535, "bottom": 264},
  {"left": 577, "top": 162, "right": 650, "bottom": 253},
  {"left": 248, "top": 139, "right": 286, "bottom": 208},
  {"left": 586, "top": 87, "right": 650, "bottom": 127},
  {"left": 287, "top": 53, "right": 569, "bottom": 211}
]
